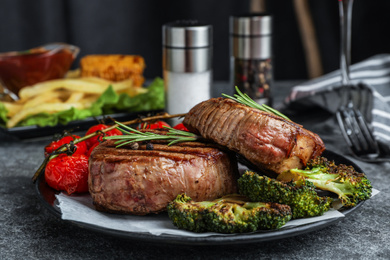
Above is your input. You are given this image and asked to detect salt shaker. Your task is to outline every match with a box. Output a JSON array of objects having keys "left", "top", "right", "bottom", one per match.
[
  {"left": 230, "top": 14, "right": 273, "bottom": 106},
  {"left": 162, "top": 20, "right": 212, "bottom": 125}
]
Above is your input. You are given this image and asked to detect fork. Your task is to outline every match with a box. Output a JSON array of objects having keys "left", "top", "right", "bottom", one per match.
[
  {"left": 335, "top": 0, "right": 389, "bottom": 162},
  {"left": 336, "top": 96, "right": 385, "bottom": 162}
]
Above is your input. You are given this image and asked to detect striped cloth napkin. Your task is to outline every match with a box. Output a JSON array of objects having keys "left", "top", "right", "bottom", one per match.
[{"left": 284, "top": 54, "right": 390, "bottom": 148}]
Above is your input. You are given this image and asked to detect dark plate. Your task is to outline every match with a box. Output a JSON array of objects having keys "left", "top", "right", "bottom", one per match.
[
  {"left": 1, "top": 110, "right": 163, "bottom": 139},
  {"left": 35, "top": 150, "right": 365, "bottom": 246}
]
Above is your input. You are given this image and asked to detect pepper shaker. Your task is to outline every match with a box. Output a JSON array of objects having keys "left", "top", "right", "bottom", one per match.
[
  {"left": 162, "top": 20, "right": 213, "bottom": 125},
  {"left": 230, "top": 14, "right": 273, "bottom": 105}
]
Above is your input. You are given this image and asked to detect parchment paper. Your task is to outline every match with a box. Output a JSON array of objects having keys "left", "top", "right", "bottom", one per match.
[{"left": 55, "top": 189, "right": 379, "bottom": 238}]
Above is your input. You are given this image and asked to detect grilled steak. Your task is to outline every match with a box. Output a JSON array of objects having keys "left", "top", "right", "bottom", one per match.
[
  {"left": 88, "top": 138, "right": 238, "bottom": 215},
  {"left": 183, "top": 98, "right": 325, "bottom": 176}
]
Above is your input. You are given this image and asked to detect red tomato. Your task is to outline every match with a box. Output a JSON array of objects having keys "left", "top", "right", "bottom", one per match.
[
  {"left": 137, "top": 120, "right": 170, "bottom": 130},
  {"left": 45, "top": 154, "right": 89, "bottom": 194},
  {"left": 173, "top": 123, "right": 189, "bottom": 131},
  {"left": 85, "top": 124, "right": 122, "bottom": 149},
  {"left": 44, "top": 135, "right": 87, "bottom": 157},
  {"left": 86, "top": 142, "right": 99, "bottom": 157}
]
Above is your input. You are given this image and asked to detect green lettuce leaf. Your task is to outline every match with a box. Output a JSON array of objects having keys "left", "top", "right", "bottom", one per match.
[
  {"left": 0, "top": 77, "right": 165, "bottom": 128},
  {"left": 0, "top": 102, "right": 8, "bottom": 127}
]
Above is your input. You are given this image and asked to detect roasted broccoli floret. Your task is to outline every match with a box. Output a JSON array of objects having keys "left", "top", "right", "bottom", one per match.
[
  {"left": 167, "top": 194, "right": 292, "bottom": 233},
  {"left": 167, "top": 194, "right": 210, "bottom": 233},
  {"left": 277, "top": 157, "right": 372, "bottom": 208},
  {"left": 238, "top": 171, "right": 333, "bottom": 219}
]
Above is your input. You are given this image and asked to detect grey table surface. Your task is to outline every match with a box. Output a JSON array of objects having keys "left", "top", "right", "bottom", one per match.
[{"left": 0, "top": 81, "right": 388, "bottom": 260}]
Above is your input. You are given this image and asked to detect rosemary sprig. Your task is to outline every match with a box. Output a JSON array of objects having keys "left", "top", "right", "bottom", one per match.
[
  {"left": 32, "top": 112, "right": 187, "bottom": 183},
  {"left": 104, "top": 121, "right": 200, "bottom": 147},
  {"left": 222, "top": 86, "right": 290, "bottom": 121}
]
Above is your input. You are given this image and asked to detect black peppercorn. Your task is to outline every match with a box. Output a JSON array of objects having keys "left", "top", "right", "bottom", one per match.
[
  {"left": 146, "top": 143, "right": 154, "bottom": 150},
  {"left": 234, "top": 58, "right": 272, "bottom": 105}
]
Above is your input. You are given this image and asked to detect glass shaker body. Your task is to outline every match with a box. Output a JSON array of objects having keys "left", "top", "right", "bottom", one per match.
[
  {"left": 162, "top": 21, "right": 212, "bottom": 125},
  {"left": 230, "top": 14, "right": 273, "bottom": 106}
]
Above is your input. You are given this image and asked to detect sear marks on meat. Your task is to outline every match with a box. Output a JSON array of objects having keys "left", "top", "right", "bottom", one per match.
[
  {"left": 88, "top": 138, "right": 238, "bottom": 215},
  {"left": 183, "top": 97, "right": 325, "bottom": 176}
]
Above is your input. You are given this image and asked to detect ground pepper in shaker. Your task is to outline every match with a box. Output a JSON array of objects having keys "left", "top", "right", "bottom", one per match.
[
  {"left": 162, "top": 20, "right": 212, "bottom": 125},
  {"left": 230, "top": 14, "right": 273, "bottom": 106}
]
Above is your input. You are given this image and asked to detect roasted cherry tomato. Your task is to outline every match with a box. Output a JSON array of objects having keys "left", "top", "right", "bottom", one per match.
[
  {"left": 85, "top": 124, "right": 122, "bottom": 149},
  {"left": 173, "top": 123, "right": 189, "bottom": 131},
  {"left": 86, "top": 142, "right": 99, "bottom": 157},
  {"left": 44, "top": 154, "right": 89, "bottom": 194},
  {"left": 137, "top": 120, "right": 170, "bottom": 130},
  {"left": 44, "top": 135, "right": 87, "bottom": 157}
]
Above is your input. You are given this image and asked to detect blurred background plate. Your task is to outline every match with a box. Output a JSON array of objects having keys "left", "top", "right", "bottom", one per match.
[{"left": 2, "top": 109, "right": 163, "bottom": 139}]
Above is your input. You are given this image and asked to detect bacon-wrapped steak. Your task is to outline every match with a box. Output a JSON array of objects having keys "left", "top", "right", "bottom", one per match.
[{"left": 183, "top": 98, "right": 325, "bottom": 176}]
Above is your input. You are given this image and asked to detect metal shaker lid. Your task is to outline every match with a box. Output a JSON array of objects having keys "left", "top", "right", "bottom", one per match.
[
  {"left": 230, "top": 14, "right": 272, "bottom": 59},
  {"left": 163, "top": 20, "right": 212, "bottom": 48},
  {"left": 163, "top": 20, "right": 212, "bottom": 72},
  {"left": 230, "top": 13, "right": 272, "bottom": 36}
]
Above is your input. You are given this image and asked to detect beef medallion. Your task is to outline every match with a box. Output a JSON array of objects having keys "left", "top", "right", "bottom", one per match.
[{"left": 88, "top": 139, "right": 238, "bottom": 215}]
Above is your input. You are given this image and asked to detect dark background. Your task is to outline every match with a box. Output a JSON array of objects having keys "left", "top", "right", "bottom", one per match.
[{"left": 0, "top": 0, "right": 389, "bottom": 81}]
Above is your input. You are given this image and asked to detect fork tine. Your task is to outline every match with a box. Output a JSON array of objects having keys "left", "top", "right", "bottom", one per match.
[
  {"left": 336, "top": 108, "right": 361, "bottom": 153},
  {"left": 352, "top": 108, "right": 379, "bottom": 153},
  {"left": 348, "top": 108, "right": 370, "bottom": 153}
]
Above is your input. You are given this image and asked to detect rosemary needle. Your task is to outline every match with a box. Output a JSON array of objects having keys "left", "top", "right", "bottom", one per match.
[
  {"left": 222, "top": 86, "right": 290, "bottom": 121},
  {"left": 104, "top": 121, "right": 200, "bottom": 147}
]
